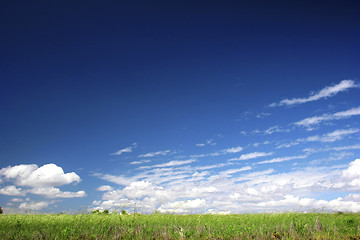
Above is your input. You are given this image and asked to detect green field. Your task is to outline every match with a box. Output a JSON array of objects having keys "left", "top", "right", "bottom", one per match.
[{"left": 0, "top": 212, "right": 359, "bottom": 239}]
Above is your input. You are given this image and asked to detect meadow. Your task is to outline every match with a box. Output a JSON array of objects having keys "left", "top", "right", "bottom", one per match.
[{"left": 0, "top": 212, "right": 359, "bottom": 239}]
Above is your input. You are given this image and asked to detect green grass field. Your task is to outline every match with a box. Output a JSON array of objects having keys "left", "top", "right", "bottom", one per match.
[{"left": 0, "top": 212, "right": 359, "bottom": 239}]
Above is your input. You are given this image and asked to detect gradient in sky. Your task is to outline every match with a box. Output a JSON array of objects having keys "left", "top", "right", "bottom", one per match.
[{"left": 1, "top": 1, "right": 360, "bottom": 213}]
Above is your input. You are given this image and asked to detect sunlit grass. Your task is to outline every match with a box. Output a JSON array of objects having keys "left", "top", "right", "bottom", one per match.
[{"left": 0, "top": 212, "right": 359, "bottom": 239}]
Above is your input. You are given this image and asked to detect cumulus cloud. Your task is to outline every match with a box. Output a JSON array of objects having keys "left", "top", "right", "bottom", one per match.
[
  {"left": 92, "top": 158, "right": 360, "bottom": 214},
  {"left": 96, "top": 185, "right": 114, "bottom": 191},
  {"left": 158, "top": 199, "right": 206, "bottom": 214},
  {"left": 252, "top": 195, "right": 360, "bottom": 213},
  {"left": 270, "top": 80, "right": 359, "bottom": 107},
  {"left": 295, "top": 106, "right": 360, "bottom": 128},
  {"left": 19, "top": 201, "right": 52, "bottom": 211},
  {"left": 0, "top": 163, "right": 86, "bottom": 208},
  {"left": 0, "top": 163, "right": 81, "bottom": 187},
  {"left": 334, "top": 159, "right": 360, "bottom": 191},
  {"left": 110, "top": 143, "right": 137, "bottom": 155},
  {"left": 0, "top": 186, "right": 25, "bottom": 196}
]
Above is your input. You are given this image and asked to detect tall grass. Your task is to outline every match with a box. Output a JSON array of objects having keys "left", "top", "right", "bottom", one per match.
[{"left": 0, "top": 212, "right": 359, "bottom": 239}]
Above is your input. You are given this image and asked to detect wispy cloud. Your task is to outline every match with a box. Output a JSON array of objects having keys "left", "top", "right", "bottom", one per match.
[
  {"left": 304, "top": 128, "right": 359, "bottom": 142},
  {"left": 264, "top": 125, "right": 290, "bottom": 135},
  {"left": 130, "top": 160, "right": 151, "bottom": 165},
  {"left": 331, "top": 144, "right": 360, "bottom": 151},
  {"left": 256, "top": 155, "right": 308, "bottom": 165},
  {"left": 219, "top": 166, "right": 252, "bottom": 176},
  {"left": 229, "top": 152, "right": 274, "bottom": 161},
  {"left": 295, "top": 106, "right": 360, "bottom": 128},
  {"left": 139, "top": 159, "right": 196, "bottom": 169},
  {"left": 223, "top": 146, "right": 243, "bottom": 154},
  {"left": 270, "top": 80, "right": 359, "bottom": 107},
  {"left": 191, "top": 146, "right": 243, "bottom": 158},
  {"left": 196, "top": 138, "right": 216, "bottom": 147},
  {"left": 277, "top": 128, "right": 359, "bottom": 149},
  {"left": 110, "top": 143, "right": 137, "bottom": 155},
  {"left": 256, "top": 112, "right": 271, "bottom": 118},
  {"left": 194, "top": 163, "right": 231, "bottom": 171},
  {"left": 138, "top": 150, "right": 172, "bottom": 158}
]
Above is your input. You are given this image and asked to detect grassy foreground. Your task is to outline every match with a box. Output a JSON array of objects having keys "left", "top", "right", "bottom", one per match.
[{"left": 0, "top": 212, "right": 360, "bottom": 239}]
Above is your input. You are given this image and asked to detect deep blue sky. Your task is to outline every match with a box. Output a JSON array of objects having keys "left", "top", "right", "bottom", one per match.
[{"left": 1, "top": 1, "right": 360, "bottom": 213}]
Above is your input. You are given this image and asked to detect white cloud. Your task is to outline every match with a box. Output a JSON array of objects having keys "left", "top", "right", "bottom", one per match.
[
  {"left": 206, "top": 209, "right": 232, "bottom": 214},
  {"left": 334, "top": 159, "right": 360, "bottom": 191},
  {"left": 252, "top": 195, "right": 360, "bottom": 213},
  {"left": 0, "top": 186, "right": 25, "bottom": 196},
  {"left": 270, "top": 80, "right": 359, "bottom": 107},
  {"left": 93, "top": 173, "right": 137, "bottom": 186},
  {"left": 195, "top": 163, "right": 231, "bottom": 171},
  {"left": 0, "top": 163, "right": 81, "bottom": 187},
  {"left": 256, "top": 112, "right": 271, "bottom": 118},
  {"left": 256, "top": 155, "right": 308, "bottom": 165},
  {"left": 139, "top": 159, "right": 196, "bottom": 169},
  {"left": 219, "top": 166, "right": 252, "bottom": 176},
  {"left": 96, "top": 185, "right": 114, "bottom": 191},
  {"left": 130, "top": 160, "right": 151, "bottom": 165},
  {"left": 157, "top": 199, "right": 206, "bottom": 214},
  {"left": 0, "top": 163, "right": 86, "bottom": 204},
  {"left": 11, "top": 198, "right": 23, "bottom": 202},
  {"left": 92, "top": 200, "right": 101, "bottom": 206},
  {"left": 305, "top": 128, "right": 359, "bottom": 142},
  {"left": 276, "top": 142, "right": 300, "bottom": 149},
  {"left": 331, "top": 144, "right": 360, "bottom": 151},
  {"left": 295, "top": 106, "right": 360, "bottom": 127},
  {"left": 229, "top": 152, "right": 274, "bottom": 161},
  {"left": 191, "top": 146, "right": 243, "bottom": 158},
  {"left": 138, "top": 150, "right": 171, "bottom": 158},
  {"left": 19, "top": 201, "right": 52, "bottom": 211},
  {"left": 264, "top": 126, "right": 289, "bottom": 135},
  {"left": 223, "top": 146, "right": 243, "bottom": 154},
  {"left": 196, "top": 138, "right": 216, "bottom": 147},
  {"left": 277, "top": 128, "right": 359, "bottom": 149},
  {"left": 110, "top": 143, "right": 137, "bottom": 155},
  {"left": 29, "top": 187, "right": 86, "bottom": 198},
  {"left": 240, "top": 131, "right": 247, "bottom": 136},
  {"left": 92, "top": 158, "right": 360, "bottom": 214}
]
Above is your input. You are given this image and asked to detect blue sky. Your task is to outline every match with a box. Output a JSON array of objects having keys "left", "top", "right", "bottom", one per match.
[{"left": 1, "top": 1, "right": 360, "bottom": 213}]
